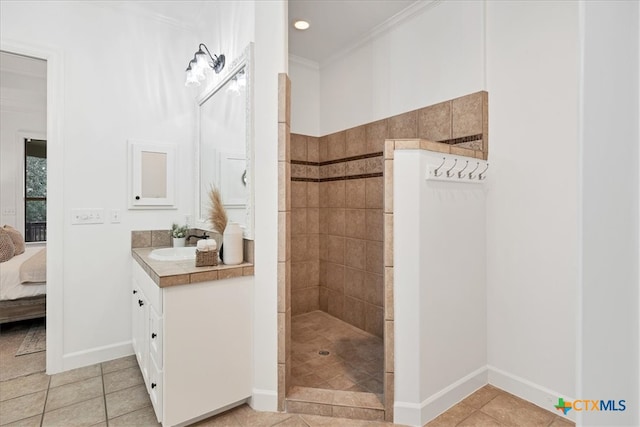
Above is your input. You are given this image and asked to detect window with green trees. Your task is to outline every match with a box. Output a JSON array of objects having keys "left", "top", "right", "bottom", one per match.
[{"left": 25, "top": 138, "right": 46, "bottom": 242}]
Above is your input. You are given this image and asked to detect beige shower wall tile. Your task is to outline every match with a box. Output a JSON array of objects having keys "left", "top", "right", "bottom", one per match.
[
  {"left": 365, "top": 303, "right": 384, "bottom": 338},
  {"left": 394, "top": 139, "right": 420, "bottom": 150},
  {"left": 384, "top": 213, "right": 393, "bottom": 267},
  {"left": 384, "top": 320, "right": 394, "bottom": 372},
  {"left": 326, "top": 131, "right": 346, "bottom": 161},
  {"left": 327, "top": 289, "right": 344, "bottom": 320},
  {"left": 291, "top": 134, "right": 307, "bottom": 161},
  {"left": 307, "top": 182, "right": 319, "bottom": 208},
  {"left": 450, "top": 146, "right": 476, "bottom": 159},
  {"left": 291, "top": 235, "right": 309, "bottom": 262},
  {"left": 307, "top": 136, "right": 320, "bottom": 162},
  {"left": 384, "top": 160, "right": 393, "bottom": 213},
  {"left": 278, "top": 123, "right": 290, "bottom": 163},
  {"left": 326, "top": 236, "right": 345, "bottom": 265},
  {"left": 291, "top": 181, "right": 307, "bottom": 208},
  {"left": 365, "top": 272, "right": 383, "bottom": 307},
  {"left": 385, "top": 267, "right": 394, "bottom": 320},
  {"left": 366, "top": 241, "right": 383, "bottom": 274},
  {"left": 291, "top": 163, "right": 307, "bottom": 179},
  {"left": 384, "top": 140, "right": 395, "bottom": 159},
  {"left": 366, "top": 119, "right": 388, "bottom": 154},
  {"left": 277, "top": 261, "right": 291, "bottom": 313},
  {"left": 291, "top": 208, "right": 307, "bottom": 235},
  {"left": 292, "top": 287, "right": 320, "bottom": 315},
  {"left": 327, "top": 208, "right": 346, "bottom": 236},
  {"left": 345, "top": 159, "right": 367, "bottom": 176},
  {"left": 421, "top": 140, "right": 451, "bottom": 154},
  {"left": 319, "top": 135, "right": 329, "bottom": 162},
  {"left": 278, "top": 73, "right": 291, "bottom": 125},
  {"left": 418, "top": 101, "right": 452, "bottom": 142},
  {"left": 278, "top": 161, "right": 291, "bottom": 212},
  {"left": 325, "top": 262, "right": 344, "bottom": 292},
  {"left": 344, "top": 209, "right": 366, "bottom": 240},
  {"left": 388, "top": 110, "right": 417, "bottom": 139},
  {"left": 365, "top": 177, "right": 384, "bottom": 209},
  {"left": 366, "top": 209, "right": 383, "bottom": 242},
  {"left": 278, "top": 211, "right": 291, "bottom": 262},
  {"left": 345, "top": 125, "right": 367, "bottom": 157},
  {"left": 344, "top": 267, "right": 365, "bottom": 301},
  {"left": 345, "top": 238, "right": 366, "bottom": 271},
  {"left": 307, "top": 208, "right": 320, "bottom": 234},
  {"left": 365, "top": 156, "right": 383, "bottom": 174},
  {"left": 291, "top": 262, "right": 309, "bottom": 290},
  {"left": 452, "top": 91, "right": 484, "bottom": 138},
  {"left": 323, "top": 181, "right": 345, "bottom": 208},
  {"left": 343, "top": 296, "right": 365, "bottom": 330},
  {"left": 345, "top": 179, "right": 365, "bottom": 209}
]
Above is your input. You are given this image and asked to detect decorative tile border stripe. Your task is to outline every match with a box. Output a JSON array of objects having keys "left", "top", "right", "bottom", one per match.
[
  {"left": 292, "top": 172, "right": 383, "bottom": 183},
  {"left": 319, "top": 152, "right": 383, "bottom": 166},
  {"left": 290, "top": 160, "right": 317, "bottom": 166},
  {"left": 438, "top": 134, "right": 483, "bottom": 145}
]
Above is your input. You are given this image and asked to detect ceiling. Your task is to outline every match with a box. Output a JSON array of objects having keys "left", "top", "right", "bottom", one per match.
[
  {"left": 288, "top": 0, "right": 417, "bottom": 64},
  {"left": 93, "top": 1, "right": 419, "bottom": 66}
]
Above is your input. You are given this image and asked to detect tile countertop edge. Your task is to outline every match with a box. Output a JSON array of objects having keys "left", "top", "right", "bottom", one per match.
[{"left": 132, "top": 247, "right": 254, "bottom": 288}]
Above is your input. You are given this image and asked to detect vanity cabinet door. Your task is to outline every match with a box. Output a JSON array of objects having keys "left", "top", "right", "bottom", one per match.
[
  {"left": 131, "top": 283, "right": 149, "bottom": 382},
  {"left": 149, "top": 306, "right": 163, "bottom": 369}
]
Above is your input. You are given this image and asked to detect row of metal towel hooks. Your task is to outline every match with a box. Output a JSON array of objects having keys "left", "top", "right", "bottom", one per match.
[{"left": 430, "top": 157, "right": 489, "bottom": 182}]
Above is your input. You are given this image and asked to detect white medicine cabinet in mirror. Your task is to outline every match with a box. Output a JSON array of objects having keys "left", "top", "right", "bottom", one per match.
[{"left": 195, "top": 43, "right": 254, "bottom": 239}]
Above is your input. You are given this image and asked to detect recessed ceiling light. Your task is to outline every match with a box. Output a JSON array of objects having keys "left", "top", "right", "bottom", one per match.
[{"left": 293, "top": 20, "right": 310, "bottom": 30}]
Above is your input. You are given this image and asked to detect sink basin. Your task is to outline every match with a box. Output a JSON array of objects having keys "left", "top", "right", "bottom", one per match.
[{"left": 149, "top": 247, "right": 196, "bottom": 261}]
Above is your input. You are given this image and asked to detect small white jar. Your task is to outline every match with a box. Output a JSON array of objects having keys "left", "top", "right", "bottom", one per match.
[{"left": 222, "top": 222, "right": 243, "bottom": 265}]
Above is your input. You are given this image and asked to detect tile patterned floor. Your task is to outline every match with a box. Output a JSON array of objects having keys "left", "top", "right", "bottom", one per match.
[
  {"left": 291, "top": 311, "right": 384, "bottom": 394},
  {"left": 1, "top": 319, "right": 574, "bottom": 426}
]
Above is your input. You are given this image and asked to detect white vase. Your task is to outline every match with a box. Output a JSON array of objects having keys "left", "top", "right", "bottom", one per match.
[
  {"left": 173, "top": 237, "right": 186, "bottom": 247},
  {"left": 222, "top": 222, "right": 243, "bottom": 265}
]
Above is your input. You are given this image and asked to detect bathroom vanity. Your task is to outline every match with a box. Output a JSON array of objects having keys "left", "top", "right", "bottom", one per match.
[{"left": 131, "top": 248, "right": 253, "bottom": 426}]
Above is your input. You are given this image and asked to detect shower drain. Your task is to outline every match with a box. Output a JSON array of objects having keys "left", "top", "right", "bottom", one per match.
[{"left": 318, "top": 350, "right": 330, "bottom": 356}]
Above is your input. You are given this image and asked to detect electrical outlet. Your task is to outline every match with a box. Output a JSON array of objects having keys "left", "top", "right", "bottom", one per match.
[{"left": 71, "top": 208, "right": 104, "bottom": 225}]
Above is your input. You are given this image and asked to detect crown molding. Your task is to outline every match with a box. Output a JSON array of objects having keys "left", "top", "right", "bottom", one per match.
[
  {"left": 319, "top": 0, "right": 443, "bottom": 69},
  {"left": 289, "top": 54, "right": 320, "bottom": 70}
]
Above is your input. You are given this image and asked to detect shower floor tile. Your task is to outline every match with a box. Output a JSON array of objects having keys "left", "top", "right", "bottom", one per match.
[{"left": 291, "top": 311, "right": 384, "bottom": 394}]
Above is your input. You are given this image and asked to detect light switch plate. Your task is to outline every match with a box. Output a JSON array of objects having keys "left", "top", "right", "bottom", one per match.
[{"left": 71, "top": 208, "right": 104, "bottom": 225}]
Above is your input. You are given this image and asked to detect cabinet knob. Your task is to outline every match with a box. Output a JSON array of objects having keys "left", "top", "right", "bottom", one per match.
[
  {"left": 151, "top": 383, "right": 157, "bottom": 389},
  {"left": 132, "top": 290, "right": 137, "bottom": 294},
  {"left": 135, "top": 195, "right": 140, "bottom": 200},
  {"left": 138, "top": 299, "right": 144, "bottom": 307},
  {"left": 151, "top": 333, "right": 157, "bottom": 339}
]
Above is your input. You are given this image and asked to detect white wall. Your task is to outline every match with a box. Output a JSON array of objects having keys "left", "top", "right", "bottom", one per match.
[
  {"left": 394, "top": 151, "right": 487, "bottom": 426},
  {"left": 288, "top": 56, "right": 320, "bottom": 136},
  {"left": 580, "top": 1, "right": 639, "bottom": 425},
  {"left": 318, "top": 0, "right": 485, "bottom": 135},
  {"left": 1, "top": 0, "right": 287, "bottom": 410},
  {"left": 484, "top": 0, "right": 579, "bottom": 413},
  {"left": 189, "top": 0, "right": 287, "bottom": 410},
  {"left": 1, "top": 1, "right": 200, "bottom": 372}
]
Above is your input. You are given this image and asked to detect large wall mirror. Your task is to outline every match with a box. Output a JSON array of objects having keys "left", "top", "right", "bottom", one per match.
[{"left": 196, "top": 43, "right": 254, "bottom": 239}]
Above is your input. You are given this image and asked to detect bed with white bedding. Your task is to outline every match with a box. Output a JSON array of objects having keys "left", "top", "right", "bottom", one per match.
[{"left": 0, "top": 246, "right": 46, "bottom": 323}]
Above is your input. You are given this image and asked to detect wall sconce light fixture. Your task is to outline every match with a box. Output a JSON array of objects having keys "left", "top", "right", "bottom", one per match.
[{"left": 185, "top": 43, "right": 225, "bottom": 87}]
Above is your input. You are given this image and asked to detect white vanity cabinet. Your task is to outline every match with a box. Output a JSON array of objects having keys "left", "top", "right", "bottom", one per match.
[{"left": 131, "top": 262, "right": 252, "bottom": 426}]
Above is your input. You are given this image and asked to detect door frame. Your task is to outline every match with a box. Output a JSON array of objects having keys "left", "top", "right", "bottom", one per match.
[{"left": 1, "top": 39, "right": 65, "bottom": 374}]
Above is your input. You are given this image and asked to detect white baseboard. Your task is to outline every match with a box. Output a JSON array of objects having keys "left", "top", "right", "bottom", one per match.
[
  {"left": 61, "top": 340, "right": 133, "bottom": 372},
  {"left": 250, "top": 388, "right": 277, "bottom": 412},
  {"left": 395, "top": 366, "right": 488, "bottom": 426},
  {"left": 487, "top": 365, "right": 576, "bottom": 423}
]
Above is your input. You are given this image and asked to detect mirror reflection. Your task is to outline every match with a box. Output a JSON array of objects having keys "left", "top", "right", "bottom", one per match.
[{"left": 197, "top": 44, "right": 253, "bottom": 239}]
